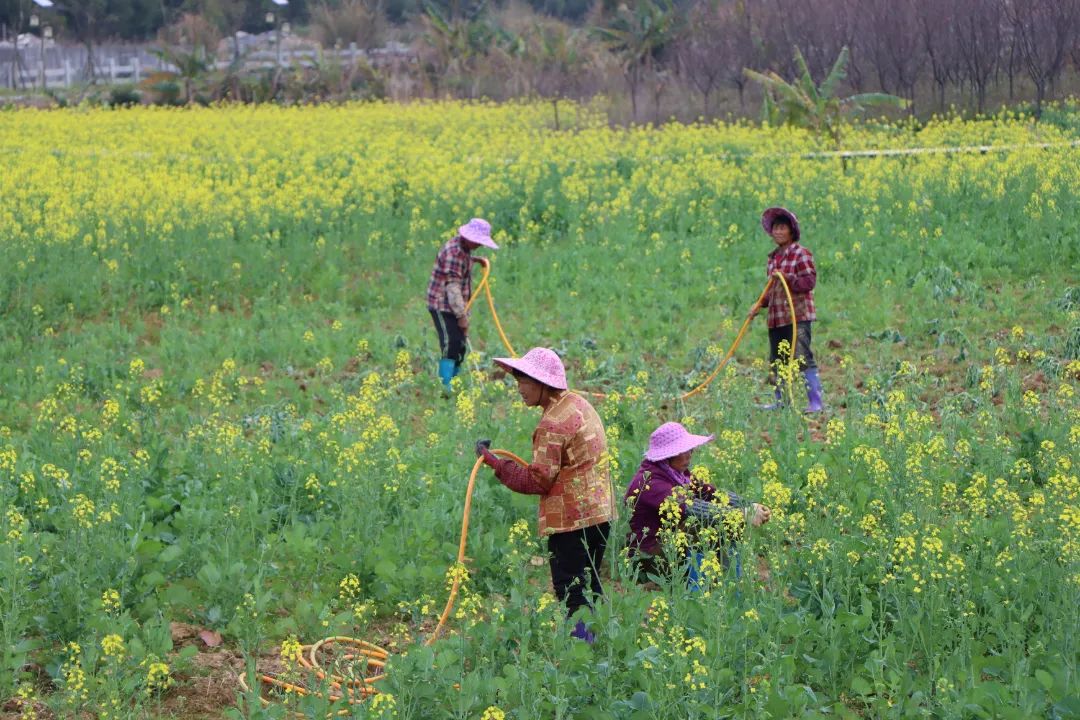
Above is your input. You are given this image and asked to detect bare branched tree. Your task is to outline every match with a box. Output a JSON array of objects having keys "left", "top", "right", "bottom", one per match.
[
  {"left": 673, "top": 0, "right": 728, "bottom": 115},
  {"left": 917, "top": 0, "right": 959, "bottom": 112},
  {"left": 311, "top": 0, "right": 385, "bottom": 49},
  {"left": 857, "top": 0, "right": 925, "bottom": 111},
  {"left": 1004, "top": 0, "right": 1080, "bottom": 116},
  {"left": 955, "top": 0, "right": 1001, "bottom": 113},
  {"left": 761, "top": 0, "right": 850, "bottom": 82}
]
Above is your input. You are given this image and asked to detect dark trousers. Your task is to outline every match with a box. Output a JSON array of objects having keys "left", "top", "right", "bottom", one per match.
[
  {"left": 429, "top": 309, "right": 466, "bottom": 365},
  {"left": 768, "top": 321, "right": 816, "bottom": 378},
  {"left": 548, "top": 522, "right": 610, "bottom": 616}
]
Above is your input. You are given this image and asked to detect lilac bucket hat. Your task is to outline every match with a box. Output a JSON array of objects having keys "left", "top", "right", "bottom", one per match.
[
  {"left": 644, "top": 422, "right": 714, "bottom": 461},
  {"left": 761, "top": 207, "right": 800, "bottom": 242},
  {"left": 459, "top": 218, "right": 499, "bottom": 250},
  {"left": 494, "top": 347, "right": 567, "bottom": 390}
]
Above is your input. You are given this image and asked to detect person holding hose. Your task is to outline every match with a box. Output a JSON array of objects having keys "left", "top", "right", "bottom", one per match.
[
  {"left": 624, "top": 422, "right": 771, "bottom": 584},
  {"left": 426, "top": 219, "right": 498, "bottom": 390},
  {"left": 475, "top": 347, "right": 614, "bottom": 643},
  {"left": 749, "top": 207, "right": 823, "bottom": 412}
]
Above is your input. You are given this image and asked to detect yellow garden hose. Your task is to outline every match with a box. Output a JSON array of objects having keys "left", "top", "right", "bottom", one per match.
[
  {"left": 239, "top": 270, "right": 799, "bottom": 713},
  {"left": 679, "top": 272, "right": 797, "bottom": 400},
  {"left": 466, "top": 257, "right": 608, "bottom": 398},
  {"left": 238, "top": 449, "right": 527, "bottom": 714},
  {"left": 466, "top": 257, "right": 518, "bottom": 357}
]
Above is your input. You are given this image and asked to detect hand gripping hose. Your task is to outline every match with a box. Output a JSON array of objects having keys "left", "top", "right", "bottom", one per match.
[{"left": 237, "top": 449, "right": 528, "bottom": 715}]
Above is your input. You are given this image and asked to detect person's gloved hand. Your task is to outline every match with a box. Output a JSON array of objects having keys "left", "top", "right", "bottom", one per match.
[{"left": 475, "top": 439, "right": 498, "bottom": 468}]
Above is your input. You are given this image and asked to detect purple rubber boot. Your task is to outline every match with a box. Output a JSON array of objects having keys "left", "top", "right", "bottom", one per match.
[
  {"left": 803, "top": 368, "right": 824, "bottom": 413},
  {"left": 570, "top": 620, "right": 596, "bottom": 644}
]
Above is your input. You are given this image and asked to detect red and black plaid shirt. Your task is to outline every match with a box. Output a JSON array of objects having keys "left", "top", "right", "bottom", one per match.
[
  {"left": 763, "top": 243, "right": 816, "bottom": 328},
  {"left": 426, "top": 237, "right": 472, "bottom": 314}
]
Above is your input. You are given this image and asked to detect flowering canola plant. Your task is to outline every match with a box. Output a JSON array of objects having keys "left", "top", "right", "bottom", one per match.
[{"left": 0, "top": 102, "right": 1077, "bottom": 718}]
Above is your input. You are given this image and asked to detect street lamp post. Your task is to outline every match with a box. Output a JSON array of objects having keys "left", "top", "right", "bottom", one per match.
[
  {"left": 269, "top": 0, "right": 288, "bottom": 68},
  {"left": 41, "top": 25, "right": 52, "bottom": 89},
  {"left": 30, "top": 0, "right": 54, "bottom": 89},
  {"left": 29, "top": 14, "right": 41, "bottom": 88},
  {"left": 265, "top": 12, "right": 279, "bottom": 68}
]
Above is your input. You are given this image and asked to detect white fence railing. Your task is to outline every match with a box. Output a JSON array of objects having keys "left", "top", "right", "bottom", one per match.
[
  {"left": 2, "top": 43, "right": 413, "bottom": 90},
  {"left": 5, "top": 57, "right": 145, "bottom": 89}
]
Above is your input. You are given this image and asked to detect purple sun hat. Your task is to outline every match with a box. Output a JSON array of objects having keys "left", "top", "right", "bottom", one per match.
[
  {"left": 761, "top": 207, "right": 801, "bottom": 242},
  {"left": 458, "top": 218, "right": 499, "bottom": 250},
  {"left": 644, "top": 422, "right": 714, "bottom": 462},
  {"left": 494, "top": 347, "right": 567, "bottom": 390}
]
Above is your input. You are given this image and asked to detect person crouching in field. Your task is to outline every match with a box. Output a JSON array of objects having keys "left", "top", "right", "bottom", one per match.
[
  {"left": 624, "top": 422, "right": 770, "bottom": 585},
  {"left": 426, "top": 218, "right": 498, "bottom": 390},
  {"left": 749, "top": 207, "right": 823, "bottom": 413},
  {"left": 476, "top": 347, "right": 615, "bottom": 643}
]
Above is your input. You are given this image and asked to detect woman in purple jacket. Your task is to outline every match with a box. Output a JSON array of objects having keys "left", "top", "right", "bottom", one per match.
[{"left": 624, "top": 422, "right": 771, "bottom": 581}]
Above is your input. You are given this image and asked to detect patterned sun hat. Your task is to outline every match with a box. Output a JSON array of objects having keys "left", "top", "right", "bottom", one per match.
[
  {"left": 494, "top": 347, "right": 567, "bottom": 390},
  {"left": 458, "top": 218, "right": 498, "bottom": 249},
  {"left": 644, "top": 422, "right": 714, "bottom": 461},
  {"left": 761, "top": 207, "right": 801, "bottom": 242}
]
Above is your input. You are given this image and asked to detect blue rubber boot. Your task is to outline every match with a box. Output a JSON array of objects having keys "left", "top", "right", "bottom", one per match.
[
  {"left": 438, "top": 359, "right": 455, "bottom": 390},
  {"left": 803, "top": 368, "right": 824, "bottom": 413}
]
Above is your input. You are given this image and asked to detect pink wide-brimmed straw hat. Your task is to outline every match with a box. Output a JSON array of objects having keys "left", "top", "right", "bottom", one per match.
[
  {"left": 644, "top": 422, "right": 714, "bottom": 461},
  {"left": 761, "top": 207, "right": 801, "bottom": 242},
  {"left": 494, "top": 347, "right": 567, "bottom": 390},
  {"left": 458, "top": 218, "right": 499, "bottom": 250}
]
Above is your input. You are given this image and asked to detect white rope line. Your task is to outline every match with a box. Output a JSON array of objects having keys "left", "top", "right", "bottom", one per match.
[
  {"left": 3, "top": 137, "right": 1079, "bottom": 166},
  {"left": 797, "top": 139, "right": 1080, "bottom": 159}
]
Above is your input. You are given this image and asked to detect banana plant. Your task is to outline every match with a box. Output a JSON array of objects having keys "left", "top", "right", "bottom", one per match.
[
  {"left": 531, "top": 23, "right": 591, "bottom": 129},
  {"left": 745, "top": 45, "right": 907, "bottom": 148},
  {"left": 151, "top": 46, "right": 213, "bottom": 105},
  {"left": 592, "top": 0, "right": 677, "bottom": 122},
  {"left": 419, "top": 2, "right": 495, "bottom": 96}
]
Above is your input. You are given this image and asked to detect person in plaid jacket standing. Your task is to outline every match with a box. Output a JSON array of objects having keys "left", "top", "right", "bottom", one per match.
[
  {"left": 750, "top": 207, "right": 824, "bottom": 412},
  {"left": 426, "top": 219, "right": 498, "bottom": 390}
]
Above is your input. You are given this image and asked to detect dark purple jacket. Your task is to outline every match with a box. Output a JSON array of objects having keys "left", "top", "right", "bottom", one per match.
[{"left": 624, "top": 459, "right": 739, "bottom": 556}]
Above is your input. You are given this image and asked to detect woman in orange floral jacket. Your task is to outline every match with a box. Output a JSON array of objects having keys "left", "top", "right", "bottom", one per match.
[{"left": 476, "top": 347, "right": 615, "bottom": 642}]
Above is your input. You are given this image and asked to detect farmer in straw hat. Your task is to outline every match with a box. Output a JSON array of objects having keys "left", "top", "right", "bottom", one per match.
[
  {"left": 426, "top": 218, "right": 498, "bottom": 390},
  {"left": 624, "top": 422, "right": 771, "bottom": 583},
  {"left": 476, "top": 347, "right": 615, "bottom": 642},
  {"left": 749, "top": 206, "right": 823, "bottom": 412}
]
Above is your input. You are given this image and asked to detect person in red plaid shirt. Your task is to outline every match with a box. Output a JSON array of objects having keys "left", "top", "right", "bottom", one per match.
[
  {"left": 427, "top": 219, "right": 498, "bottom": 390},
  {"left": 749, "top": 207, "right": 823, "bottom": 412}
]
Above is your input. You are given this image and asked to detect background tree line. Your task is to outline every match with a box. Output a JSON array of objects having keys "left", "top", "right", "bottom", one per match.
[{"left": 3, "top": 0, "right": 1080, "bottom": 120}]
